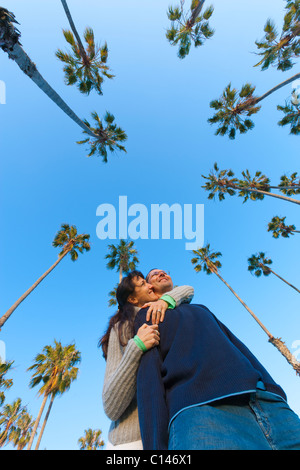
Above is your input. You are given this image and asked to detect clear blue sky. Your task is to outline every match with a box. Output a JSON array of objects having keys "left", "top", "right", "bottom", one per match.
[{"left": 1, "top": 0, "right": 299, "bottom": 450}]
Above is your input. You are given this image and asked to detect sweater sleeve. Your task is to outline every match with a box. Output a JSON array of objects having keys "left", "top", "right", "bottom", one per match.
[
  {"left": 162, "top": 285, "right": 194, "bottom": 307},
  {"left": 102, "top": 326, "right": 143, "bottom": 421}
]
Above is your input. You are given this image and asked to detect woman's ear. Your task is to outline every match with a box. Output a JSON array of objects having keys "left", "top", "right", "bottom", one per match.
[{"left": 127, "top": 295, "right": 138, "bottom": 306}]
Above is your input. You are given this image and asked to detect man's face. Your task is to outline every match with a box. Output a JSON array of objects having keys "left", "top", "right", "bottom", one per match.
[
  {"left": 128, "top": 276, "right": 159, "bottom": 307},
  {"left": 147, "top": 269, "right": 173, "bottom": 294}
]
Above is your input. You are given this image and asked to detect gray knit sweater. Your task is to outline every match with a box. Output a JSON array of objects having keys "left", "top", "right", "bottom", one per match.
[{"left": 102, "top": 285, "right": 194, "bottom": 446}]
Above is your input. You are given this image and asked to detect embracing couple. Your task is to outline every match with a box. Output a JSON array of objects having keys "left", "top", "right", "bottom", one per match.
[{"left": 100, "top": 269, "right": 300, "bottom": 451}]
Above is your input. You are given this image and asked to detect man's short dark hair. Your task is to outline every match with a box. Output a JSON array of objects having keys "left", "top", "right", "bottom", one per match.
[{"left": 145, "top": 268, "right": 158, "bottom": 283}]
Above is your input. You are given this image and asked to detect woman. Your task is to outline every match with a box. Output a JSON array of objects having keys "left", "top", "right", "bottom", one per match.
[{"left": 99, "top": 270, "right": 194, "bottom": 450}]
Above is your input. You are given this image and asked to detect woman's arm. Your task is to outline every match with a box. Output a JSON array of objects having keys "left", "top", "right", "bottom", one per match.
[
  {"left": 102, "top": 326, "right": 143, "bottom": 421},
  {"left": 144, "top": 285, "right": 195, "bottom": 324},
  {"left": 102, "top": 323, "right": 160, "bottom": 421},
  {"left": 161, "top": 285, "right": 194, "bottom": 307}
]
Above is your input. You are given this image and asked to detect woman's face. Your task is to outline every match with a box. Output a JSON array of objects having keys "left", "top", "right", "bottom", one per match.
[{"left": 128, "top": 276, "right": 159, "bottom": 307}]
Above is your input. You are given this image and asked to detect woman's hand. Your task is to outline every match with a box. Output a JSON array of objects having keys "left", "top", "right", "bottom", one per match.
[
  {"left": 142, "top": 299, "right": 169, "bottom": 325},
  {"left": 136, "top": 323, "right": 160, "bottom": 350}
]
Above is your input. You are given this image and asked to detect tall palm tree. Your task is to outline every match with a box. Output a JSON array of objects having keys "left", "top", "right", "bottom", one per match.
[
  {"left": 27, "top": 340, "right": 81, "bottom": 450},
  {"left": 8, "top": 409, "right": 35, "bottom": 450},
  {"left": 0, "top": 398, "right": 24, "bottom": 447},
  {"left": 78, "top": 428, "right": 104, "bottom": 450},
  {"left": 0, "top": 8, "right": 125, "bottom": 158},
  {"left": 201, "top": 163, "right": 300, "bottom": 205},
  {"left": 105, "top": 240, "right": 139, "bottom": 283},
  {"left": 0, "top": 223, "right": 90, "bottom": 329},
  {"left": 57, "top": 0, "right": 114, "bottom": 95},
  {"left": 191, "top": 244, "right": 300, "bottom": 375},
  {"left": 254, "top": 2, "right": 300, "bottom": 71},
  {"left": 77, "top": 111, "right": 127, "bottom": 162},
  {"left": 208, "top": 73, "right": 300, "bottom": 138},
  {"left": 0, "top": 361, "right": 14, "bottom": 406},
  {"left": 166, "top": 0, "right": 214, "bottom": 58},
  {"left": 248, "top": 252, "right": 300, "bottom": 294},
  {"left": 268, "top": 215, "right": 300, "bottom": 238}
]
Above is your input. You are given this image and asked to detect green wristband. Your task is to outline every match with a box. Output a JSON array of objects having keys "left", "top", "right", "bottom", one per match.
[
  {"left": 133, "top": 335, "right": 148, "bottom": 352},
  {"left": 160, "top": 294, "right": 176, "bottom": 309}
]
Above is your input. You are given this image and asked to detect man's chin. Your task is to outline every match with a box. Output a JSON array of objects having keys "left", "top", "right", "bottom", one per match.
[{"left": 154, "top": 280, "right": 173, "bottom": 293}]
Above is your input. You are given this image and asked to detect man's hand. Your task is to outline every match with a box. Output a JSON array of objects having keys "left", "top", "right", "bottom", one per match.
[{"left": 142, "top": 299, "right": 169, "bottom": 325}]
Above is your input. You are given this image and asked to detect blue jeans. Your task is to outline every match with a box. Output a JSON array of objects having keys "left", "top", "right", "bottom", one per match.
[{"left": 168, "top": 391, "right": 300, "bottom": 450}]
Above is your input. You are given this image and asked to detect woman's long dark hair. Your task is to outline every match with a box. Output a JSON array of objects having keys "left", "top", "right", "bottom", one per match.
[{"left": 98, "top": 270, "right": 145, "bottom": 360}]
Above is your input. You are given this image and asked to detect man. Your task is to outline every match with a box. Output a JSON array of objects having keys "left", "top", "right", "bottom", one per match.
[
  {"left": 134, "top": 269, "right": 300, "bottom": 450},
  {"left": 141, "top": 269, "right": 193, "bottom": 324}
]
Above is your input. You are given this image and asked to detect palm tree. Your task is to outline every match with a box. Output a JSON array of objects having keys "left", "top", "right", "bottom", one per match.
[
  {"left": 238, "top": 169, "right": 300, "bottom": 204},
  {"left": 201, "top": 163, "right": 300, "bottom": 205},
  {"left": 278, "top": 171, "right": 300, "bottom": 195},
  {"left": 254, "top": 2, "right": 300, "bottom": 71},
  {"left": 108, "top": 283, "right": 118, "bottom": 307},
  {"left": 166, "top": 0, "right": 214, "bottom": 59},
  {"left": 8, "top": 409, "right": 35, "bottom": 450},
  {"left": 78, "top": 428, "right": 104, "bottom": 450},
  {"left": 0, "top": 7, "right": 20, "bottom": 51},
  {"left": 191, "top": 244, "right": 300, "bottom": 375},
  {"left": 0, "top": 398, "right": 25, "bottom": 447},
  {"left": 77, "top": 111, "right": 127, "bottom": 162},
  {"left": 0, "top": 361, "right": 14, "bottom": 406},
  {"left": 0, "top": 223, "right": 90, "bottom": 329},
  {"left": 0, "top": 8, "right": 125, "bottom": 158},
  {"left": 105, "top": 240, "right": 139, "bottom": 283},
  {"left": 268, "top": 215, "right": 300, "bottom": 238},
  {"left": 27, "top": 340, "right": 81, "bottom": 450},
  {"left": 57, "top": 0, "right": 114, "bottom": 95},
  {"left": 208, "top": 73, "right": 300, "bottom": 138},
  {"left": 277, "top": 99, "right": 300, "bottom": 134},
  {"left": 248, "top": 252, "right": 300, "bottom": 294},
  {"left": 254, "top": 19, "right": 300, "bottom": 72}
]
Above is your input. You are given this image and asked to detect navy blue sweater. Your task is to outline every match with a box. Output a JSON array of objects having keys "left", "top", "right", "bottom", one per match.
[{"left": 134, "top": 303, "right": 286, "bottom": 450}]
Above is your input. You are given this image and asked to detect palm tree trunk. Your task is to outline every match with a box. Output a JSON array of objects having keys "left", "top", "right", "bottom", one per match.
[
  {"left": 27, "top": 394, "right": 48, "bottom": 450},
  {"left": 238, "top": 73, "right": 300, "bottom": 113},
  {"left": 213, "top": 270, "right": 300, "bottom": 375},
  {"left": 256, "top": 73, "right": 300, "bottom": 104},
  {"left": 0, "top": 250, "right": 69, "bottom": 329},
  {"left": 5, "top": 42, "right": 96, "bottom": 138},
  {"left": 34, "top": 394, "right": 55, "bottom": 450},
  {"left": 269, "top": 185, "right": 300, "bottom": 191},
  {"left": 0, "top": 400, "right": 23, "bottom": 447},
  {"left": 189, "top": 0, "right": 206, "bottom": 25},
  {"left": 230, "top": 184, "right": 300, "bottom": 205},
  {"left": 60, "top": 0, "right": 88, "bottom": 62},
  {"left": 0, "top": 419, "right": 13, "bottom": 447},
  {"left": 268, "top": 268, "right": 300, "bottom": 294},
  {"left": 214, "top": 270, "right": 273, "bottom": 338},
  {"left": 119, "top": 265, "right": 123, "bottom": 284}
]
